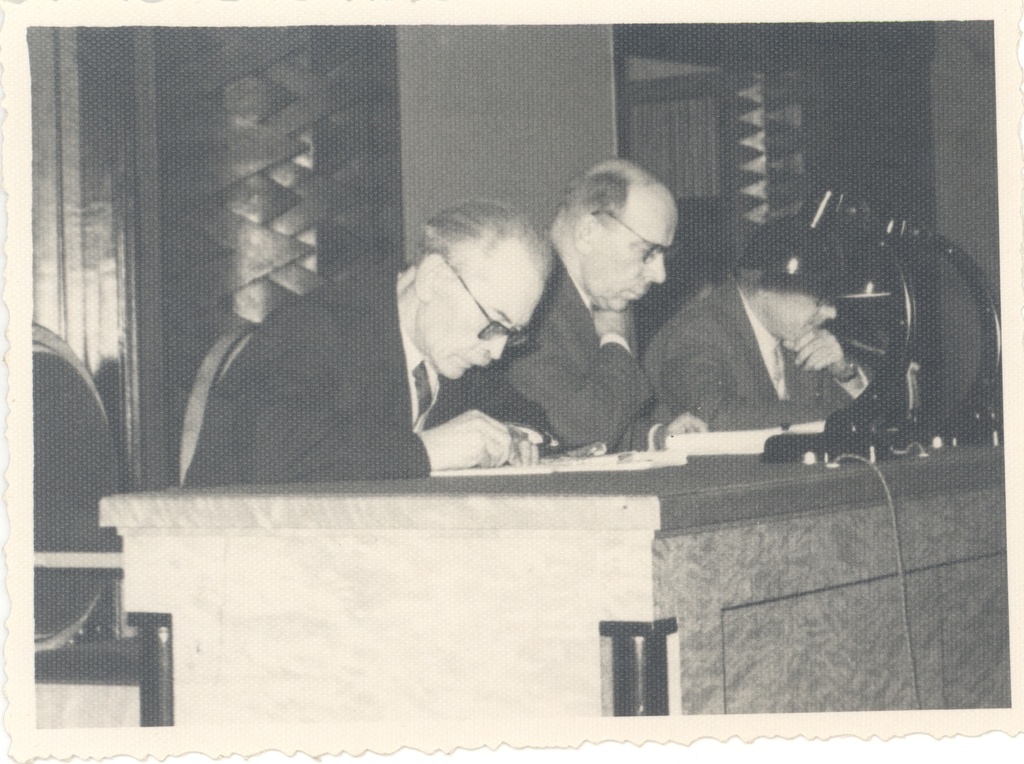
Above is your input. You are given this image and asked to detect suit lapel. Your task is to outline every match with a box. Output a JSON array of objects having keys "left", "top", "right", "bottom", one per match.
[
  {"left": 550, "top": 262, "right": 599, "bottom": 369},
  {"left": 334, "top": 264, "right": 415, "bottom": 427},
  {"left": 716, "top": 284, "right": 782, "bottom": 403}
]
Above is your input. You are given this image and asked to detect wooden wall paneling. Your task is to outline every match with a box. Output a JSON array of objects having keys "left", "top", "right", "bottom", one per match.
[
  {"left": 29, "top": 27, "right": 66, "bottom": 337},
  {"left": 128, "top": 29, "right": 171, "bottom": 489},
  {"left": 617, "top": 65, "right": 733, "bottom": 343},
  {"left": 722, "top": 576, "right": 918, "bottom": 713},
  {"left": 653, "top": 482, "right": 1007, "bottom": 714},
  {"left": 155, "top": 28, "right": 314, "bottom": 468},
  {"left": 154, "top": 28, "right": 404, "bottom": 479}
]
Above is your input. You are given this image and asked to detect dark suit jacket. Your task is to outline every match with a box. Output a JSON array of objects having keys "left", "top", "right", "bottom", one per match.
[
  {"left": 643, "top": 281, "right": 856, "bottom": 431},
  {"left": 184, "top": 264, "right": 431, "bottom": 487},
  {"left": 494, "top": 261, "right": 655, "bottom": 450}
]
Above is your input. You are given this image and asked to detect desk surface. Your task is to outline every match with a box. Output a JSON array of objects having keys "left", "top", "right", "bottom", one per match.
[
  {"left": 99, "top": 445, "right": 1009, "bottom": 723},
  {"left": 101, "top": 446, "right": 1004, "bottom": 535}
]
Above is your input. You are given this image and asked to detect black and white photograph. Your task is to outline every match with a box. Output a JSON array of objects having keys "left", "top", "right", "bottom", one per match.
[{"left": 2, "top": 1, "right": 1022, "bottom": 762}]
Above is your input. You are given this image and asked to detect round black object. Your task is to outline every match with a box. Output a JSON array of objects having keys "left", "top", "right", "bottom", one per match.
[
  {"left": 33, "top": 336, "right": 121, "bottom": 643},
  {"left": 735, "top": 218, "right": 840, "bottom": 298},
  {"left": 33, "top": 351, "right": 119, "bottom": 553}
]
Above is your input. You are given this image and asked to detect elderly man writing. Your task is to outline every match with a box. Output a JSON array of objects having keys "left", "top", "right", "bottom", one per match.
[
  {"left": 184, "top": 200, "right": 551, "bottom": 487},
  {"left": 441, "top": 159, "right": 704, "bottom": 452},
  {"left": 645, "top": 218, "right": 868, "bottom": 432}
]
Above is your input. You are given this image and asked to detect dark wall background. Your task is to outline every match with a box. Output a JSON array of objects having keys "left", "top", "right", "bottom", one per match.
[
  {"left": 931, "top": 22, "right": 999, "bottom": 292},
  {"left": 617, "top": 23, "right": 939, "bottom": 224},
  {"left": 153, "top": 27, "right": 404, "bottom": 473},
  {"left": 615, "top": 21, "right": 1000, "bottom": 413},
  {"left": 396, "top": 26, "right": 618, "bottom": 257},
  {"left": 31, "top": 23, "right": 1001, "bottom": 489}
]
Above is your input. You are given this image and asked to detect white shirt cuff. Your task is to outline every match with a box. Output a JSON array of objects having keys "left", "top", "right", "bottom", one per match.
[
  {"left": 599, "top": 333, "right": 632, "bottom": 354},
  {"left": 837, "top": 365, "right": 869, "bottom": 399},
  {"left": 647, "top": 423, "right": 664, "bottom": 452}
]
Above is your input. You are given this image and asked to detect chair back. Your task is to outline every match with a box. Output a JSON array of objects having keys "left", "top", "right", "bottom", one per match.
[
  {"left": 33, "top": 324, "right": 122, "bottom": 645},
  {"left": 179, "top": 325, "right": 254, "bottom": 485}
]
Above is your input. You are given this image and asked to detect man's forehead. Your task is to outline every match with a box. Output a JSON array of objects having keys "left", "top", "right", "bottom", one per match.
[
  {"left": 764, "top": 288, "right": 824, "bottom": 307},
  {"left": 455, "top": 234, "right": 535, "bottom": 263},
  {"left": 463, "top": 241, "right": 543, "bottom": 292},
  {"left": 622, "top": 185, "right": 676, "bottom": 232}
]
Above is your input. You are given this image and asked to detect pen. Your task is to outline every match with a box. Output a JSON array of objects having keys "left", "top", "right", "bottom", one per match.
[
  {"left": 562, "top": 442, "right": 607, "bottom": 459},
  {"left": 507, "top": 423, "right": 560, "bottom": 451}
]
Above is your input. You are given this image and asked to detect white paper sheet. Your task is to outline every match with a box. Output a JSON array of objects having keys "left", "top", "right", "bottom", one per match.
[
  {"left": 664, "top": 420, "right": 826, "bottom": 456},
  {"left": 431, "top": 448, "right": 689, "bottom": 477}
]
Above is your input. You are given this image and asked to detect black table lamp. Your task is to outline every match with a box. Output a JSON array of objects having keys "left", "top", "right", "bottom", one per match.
[{"left": 763, "top": 191, "right": 1002, "bottom": 463}]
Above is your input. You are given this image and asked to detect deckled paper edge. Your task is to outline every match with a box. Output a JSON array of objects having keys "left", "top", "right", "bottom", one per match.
[{"left": 1, "top": 1, "right": 1021, "bottom": 763}]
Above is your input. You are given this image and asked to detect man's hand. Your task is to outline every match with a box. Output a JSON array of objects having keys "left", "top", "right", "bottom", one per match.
[
  {"left": 666, "top": 412, "right": 709, "bottom": 435},
  {"left": 507, "top": 426, "right": 541, "bottom": 467},
  {"left": 784, "top": 328, "right": 854, "bottom": 379},
  {"left": 419, "top": 410, "right": 519, "bottom": 471},
  {"left": 651, "top": 411, "right": 709, "bottom": 450}
]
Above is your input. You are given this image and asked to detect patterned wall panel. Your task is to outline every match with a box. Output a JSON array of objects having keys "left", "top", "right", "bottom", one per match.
[
  {"left": 155, "top": 27, "right": 403, "bottom": 462},
  {"left": 731, "top": 71, "right": 808, "bottom": 247}
]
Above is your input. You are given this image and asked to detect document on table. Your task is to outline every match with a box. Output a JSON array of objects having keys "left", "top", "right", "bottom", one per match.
[
  {"left": 431, "top": 448, "right": 689, "bottom": 477},
  {"left": 664, "top": 420, "right": 826, "bottom": 455}
]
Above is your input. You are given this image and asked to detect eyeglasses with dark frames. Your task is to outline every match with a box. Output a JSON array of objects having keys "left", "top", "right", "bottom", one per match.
[
  {"left": 450, "top": 267, "right": 530, "bottom": 348},
  {"left": 593, "top": 210, "right": 669, "bottom": 264}
]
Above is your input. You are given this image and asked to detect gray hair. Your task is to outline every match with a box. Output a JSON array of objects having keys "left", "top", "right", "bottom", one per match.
[
  {"left": 555, "top": 159, "right": 663, "bottom": 224},
  {"left": 411, "top": 200, "right": 550, "bottom": 276}
]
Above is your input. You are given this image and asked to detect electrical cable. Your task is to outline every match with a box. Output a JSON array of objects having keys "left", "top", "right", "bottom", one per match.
[{"left": 833, "top": 453, "right": 923, "bottom": 710}]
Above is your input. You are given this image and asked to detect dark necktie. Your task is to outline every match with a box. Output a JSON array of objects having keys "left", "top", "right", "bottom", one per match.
[
  {"left": 779, "top": 345, "right": 821, "bottom": 402},
  {"left": 412, "top": 360, "right": 433, "bottom": 425}
]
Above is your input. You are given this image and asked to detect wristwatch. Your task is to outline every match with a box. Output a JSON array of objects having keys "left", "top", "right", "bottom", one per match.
[{"left": 831, "top": 360, "right": 859, "bottom": 383}]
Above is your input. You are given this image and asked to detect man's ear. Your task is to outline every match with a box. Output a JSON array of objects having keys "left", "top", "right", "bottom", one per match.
[
  {"left": 412, "top": 253, "right": 451, "bottom": 302},
  {"left": 572, "top": 212, "right": 600, "bottom": 254}
]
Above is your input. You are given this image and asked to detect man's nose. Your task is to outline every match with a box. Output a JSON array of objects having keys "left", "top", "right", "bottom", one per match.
[
  {"left": 646, "top": 252, "right": 667, "bottom": 284},
  {"left": 484, "top": 335, "right": 508, "bottom": 363},
  {"left": 818, "top": 301, "right": 838, "bottom": 321}
]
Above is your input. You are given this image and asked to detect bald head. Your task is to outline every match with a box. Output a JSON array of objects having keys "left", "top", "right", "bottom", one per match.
[
  {"left": 554, "top": 159, "right": 670, "bottom": 224},
  {"left": 553, "top": 160, "right": 678, "bottom": 311}
]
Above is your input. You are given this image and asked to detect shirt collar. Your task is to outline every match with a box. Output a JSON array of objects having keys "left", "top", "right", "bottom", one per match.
[
  {"left": 738, "top": 286, "right": 787, "bottom": 398},
  {"left": 738, "top": 287, "right": 779, "bottom": 351},
  {"left": 399, "top": 322, "right": 426, "bottom": 374},
  {"left": 396, "top": 276, "right": 438, "bottom": 425},
  {"left": 565, "top": 267, "right": 594, "bottom": 315}
]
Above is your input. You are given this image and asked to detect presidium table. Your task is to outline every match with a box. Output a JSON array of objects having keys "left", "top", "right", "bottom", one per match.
[{"left": 99, "top": 446, "right": 1009, "bottom": 723}]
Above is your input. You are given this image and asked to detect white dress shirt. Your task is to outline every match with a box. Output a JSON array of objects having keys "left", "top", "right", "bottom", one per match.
[
  {"left": 397, "top": 289, "right": 438, "bottom": 432},
  {"left": 738, "top": 287, "right": 868, "bottom": 401},
  {"left": 738, "top": 289, "right": 790, "bottom": 400},
  {"left": 566, "top": 270, "right": 632, "bottom": 354}
]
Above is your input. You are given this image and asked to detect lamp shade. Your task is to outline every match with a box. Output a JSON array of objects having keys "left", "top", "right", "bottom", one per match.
[{"left": 735, "top": 217, "right": 840, "bottom": 297}]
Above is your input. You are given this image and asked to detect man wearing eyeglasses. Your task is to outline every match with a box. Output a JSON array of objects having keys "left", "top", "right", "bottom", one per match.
[
  {"left": 184, "top": 200, "right": 551, "bottom": 487},
  {"left": 480, "top": 158, "right": 707, "bottom": 451}
]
